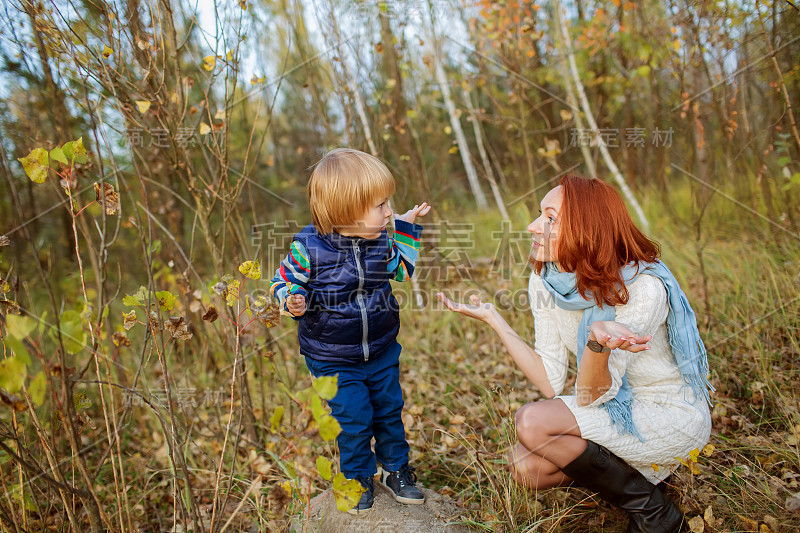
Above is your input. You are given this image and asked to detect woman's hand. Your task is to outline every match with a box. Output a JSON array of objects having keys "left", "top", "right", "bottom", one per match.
[
  {"left": 436, "top": 292, "right": 497, "bottom": 323},
  {"left": 588, "top": 321, "right": 651, "bottom": 353},
  {"left": 395, "top": 202, "right": 431, "bottom": 225}
]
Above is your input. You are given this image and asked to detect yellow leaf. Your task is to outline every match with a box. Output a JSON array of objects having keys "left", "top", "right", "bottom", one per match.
[
  {"left": 688, "top": 515, "right": 704, "bottom": 533},
  {"left": 332, "top": 473, "right": 364, "bottom": 512},
  {"left": 135, "top": 101, "right": 151, "bottom": 114},
  {"left": 316, "top": 456, "right": 332, "bottom": 480},
  {"left": 17, "top": 147, "right": 49, "bottom": 184},
  {"left": 702, "top": 444, "right": 715, "bottom": 457},
  {"left": 674, "top": 456, "right": 689, "bottom": 467},
  {"left": 673, "top": 39, "right": 681, "bottom": 52},
  {"left": 203, "top": 55, "right": 216, "bottom": 71},
  {"left": 199, "top": 122, "right": 211, "bottom": 135},
  {"left": 689, "top": 448, "right": 700, "bottom": 463},
  {"left": 312, "top": 375, "right": 338, "bottom": 400},
  {"left": 318, "top": 414, "right": 341, "bottom": 441},
  {"left": 559, "top": 109, "right": 573, "bottom": 121},
  {"left": 651, "top": 463, "right": 659, "bottom": 472},
  {"left": 444, "top": 126, "right": 452, "bottom": 135},
  {"left": 102, "top": 45, "right": 113, "bottom": 58},
  {"left": 270, "top": 405, "right": 284, "bottom": 433},
  {"left": 215, "top": 108, "right": 226, "bottom": 120},
  {"left": 448, "top": 146, "right": 459, "bottom": 154},
  {"left": 691, "top": 463, "right": 701, "bottom": 475},
  {"left": 238, "top": 260, "right": 261, "bottom": 280}
]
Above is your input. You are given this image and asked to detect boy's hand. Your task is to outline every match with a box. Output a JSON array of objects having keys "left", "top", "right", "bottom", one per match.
[
  {"left": 395, "top": 202, "right": 431, "bottom": 225},
  {"left": 286, "top": 294, "right": 307, "bottom": 317}
]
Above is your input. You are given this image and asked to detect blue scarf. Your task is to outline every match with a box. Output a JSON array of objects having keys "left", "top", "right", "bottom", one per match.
[{"left": 540, "top": 260, "right": 713, "bottom": 441}]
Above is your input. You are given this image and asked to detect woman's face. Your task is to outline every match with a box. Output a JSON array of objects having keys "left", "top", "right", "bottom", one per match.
[{"left": 527, "top": 186, "right": 562, "bottom": 263}]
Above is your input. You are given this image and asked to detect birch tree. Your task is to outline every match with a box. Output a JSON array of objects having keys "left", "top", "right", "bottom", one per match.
[{"left": 554, "top": 0, "right": 650, "bottom": 232}]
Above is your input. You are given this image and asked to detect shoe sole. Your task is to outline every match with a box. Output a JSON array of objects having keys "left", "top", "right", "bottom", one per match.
[
  {"left": 346, "top": 506, "right": 372, "bottom": 515},
  {"left": 376, "top": 479, "right": 425, "bottom": 505}
]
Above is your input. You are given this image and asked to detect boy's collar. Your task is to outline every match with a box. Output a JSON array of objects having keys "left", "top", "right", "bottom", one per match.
[{"left": 325, "top": 229, "right": 386, "bottom": 249}]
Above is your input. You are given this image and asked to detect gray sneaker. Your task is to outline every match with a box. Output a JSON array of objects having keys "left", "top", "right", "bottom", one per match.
[{"left": 377, "top": 464, "right": 425, "bottom": 504}]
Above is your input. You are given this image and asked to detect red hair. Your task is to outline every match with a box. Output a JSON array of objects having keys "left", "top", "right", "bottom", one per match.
[{"left": 533, "top": 175, "right": 660, "bottom": 307}]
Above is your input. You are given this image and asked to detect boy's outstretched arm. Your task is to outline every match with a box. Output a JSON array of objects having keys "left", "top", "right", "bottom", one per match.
[
  {"left": 270, "top": 240, "right": 311, "bottom": 318},
  {"left": 388, "top": 202, "right": 431, "bottom": 282}
]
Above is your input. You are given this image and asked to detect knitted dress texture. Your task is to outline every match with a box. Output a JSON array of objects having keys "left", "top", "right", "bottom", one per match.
[{"left": 529, "top": 272, "right": 712, "bottom": 484}]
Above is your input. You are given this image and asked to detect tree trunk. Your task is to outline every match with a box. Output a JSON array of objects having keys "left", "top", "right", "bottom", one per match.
[
  {"left": 554, "top": 0, "right": 650, "bottom": 232},
  {"left": 462, "top": 80, "right": 509, "bottom": 219}
]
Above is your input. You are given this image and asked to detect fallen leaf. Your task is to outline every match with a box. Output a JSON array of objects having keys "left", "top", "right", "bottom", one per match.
[
  {"left": 787, "top": 492, "right": 800, "bottom": 512},
  {"left": 703, "top": 505, "right": 714, "bottom": 526},
  {"left": 702, "top": 443, "right": 715, "bottom": 457},
  {"left": 688, "top": 515, "right": 704, "bottom": 533},
  {"left": 737, "top": 514, "right": 759, "bottom": 530}
]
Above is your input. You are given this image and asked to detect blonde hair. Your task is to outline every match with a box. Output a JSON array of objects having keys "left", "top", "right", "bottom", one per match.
[{"left": 308, "top": 148, "right": 395, "bottom": 234}]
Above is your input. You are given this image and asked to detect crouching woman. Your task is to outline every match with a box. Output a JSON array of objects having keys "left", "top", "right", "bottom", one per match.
[{"left": 438, "top": 175, "right": 712, "bottom": 532}]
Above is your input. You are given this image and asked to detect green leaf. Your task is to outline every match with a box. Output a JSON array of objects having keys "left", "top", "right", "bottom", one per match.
[
  {"left": 778, "top": 156, "right": 791, "bottom": 166},
  {"left": 123, "top": 286, "right": 148, "bottom": 306},
  {"left": 155, "top": 291, "right": 176, "bottom": 312},
  {"left": 62, "top": 137, "right": 88, "bottom": 164},
  {"left": 17, "top": 148, "right": 49, "bottom": 183},
  {"left": 318, "top": 414, "right": 341, "bottom": 441},
  {"left": 636, "top": 65, "right": 651, "bottom": 77},
  {"left": 295, "top": 386, "right": 314, "bottom": 406},
  {"left": 270, "top": 405, "right": 284, "bottom": 433},
  {"left": 0, "top": 357, "right": 27, "bottom": 394},
  {"left": 58, "top": 311, "right": 86, "bottom": 355},
  {"left": 122, "top": 295, "right": 142, "bottom": 306},
  {"left": 4, "top": 337, "right": 31, "bottom": 366},
  {"left": 332, "top": 472, "right": 364, "bottom": 512},
  {"left": 312, "top": 375, "right": 338, "bottom": 400},
  {"left": 316, "top": 456, "right": 332, "bottom": 480},
  {"left": 6, "top": 315, "right": 36, "bottom": 339},
  {"left": 49, "top": 147, "right": 68, "bottom": 165},
  {"left": 238, "top": 260, "right": 261, "bottom": 280},
  {"left": 28, "top": 372, "right": 46, "bottom": 406}
]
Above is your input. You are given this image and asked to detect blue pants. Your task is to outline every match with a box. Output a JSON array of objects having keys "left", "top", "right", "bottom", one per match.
[{"left": 304, "top": 342, "right": 409, "bottom": 478}]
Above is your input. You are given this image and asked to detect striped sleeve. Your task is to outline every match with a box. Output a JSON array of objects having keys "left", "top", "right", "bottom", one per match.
[
  {"left": 387, "top": 219, "right": 423, "bottom": 282},
  {"left": 270, "top": 240, "right": 311, "bottom": 318}
]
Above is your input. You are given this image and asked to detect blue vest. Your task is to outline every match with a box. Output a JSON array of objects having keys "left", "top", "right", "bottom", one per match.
[{"left": 294, "top": 224, "right": 400, "bottom": 363}]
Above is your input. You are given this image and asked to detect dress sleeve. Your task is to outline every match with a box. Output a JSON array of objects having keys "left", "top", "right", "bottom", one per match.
[
  {"left": 528, "top": 274, "right": 570, "bottom": 396},
  {"left": 585, "top": 274, "right": 670, "bottom": 407}
]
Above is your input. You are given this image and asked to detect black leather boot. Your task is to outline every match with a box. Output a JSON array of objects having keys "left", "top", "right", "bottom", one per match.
[{"left": 560, "top": 441, "right": 683, "bottom": 533}]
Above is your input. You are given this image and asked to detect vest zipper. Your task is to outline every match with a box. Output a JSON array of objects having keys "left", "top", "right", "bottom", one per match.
[{"left": 353, "top": 242, "right": 369, "bottom": 361}]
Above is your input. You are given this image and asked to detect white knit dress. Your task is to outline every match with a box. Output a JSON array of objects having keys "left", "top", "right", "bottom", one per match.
[{"left": 529, "top": 272, "right": 712, "bottom": 484}]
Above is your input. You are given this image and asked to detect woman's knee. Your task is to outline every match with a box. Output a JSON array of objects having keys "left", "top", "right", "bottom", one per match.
[{"left": 514, "top": 403, "right": 551, "bottom": 447}]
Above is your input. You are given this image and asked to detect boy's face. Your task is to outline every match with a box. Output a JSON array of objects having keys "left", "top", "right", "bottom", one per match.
[{"left": 344, "top": 196, "right": 393, "bottom": 239}]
